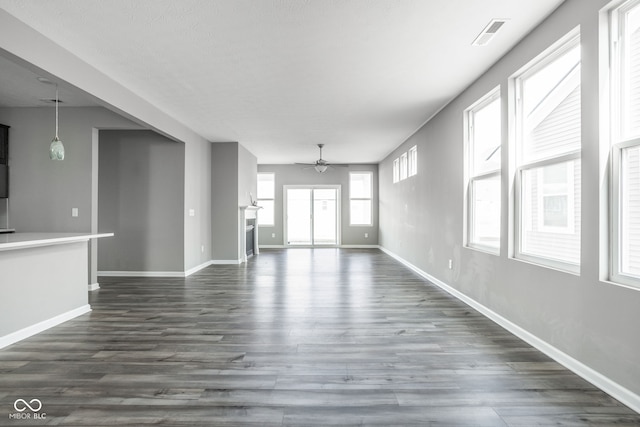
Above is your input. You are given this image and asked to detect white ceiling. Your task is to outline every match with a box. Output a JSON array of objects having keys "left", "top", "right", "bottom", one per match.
[{"left": 0, "top": 0, "right": 565, "bottom": 164}]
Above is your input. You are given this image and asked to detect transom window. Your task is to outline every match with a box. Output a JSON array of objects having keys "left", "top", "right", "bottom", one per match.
[
  {"left": 392, "top": 158, "right": 400, "bottom": 183},
  {"left": 399, "top": 152, "right": 408, "bottom": 181},
  {"left": 408, "top": 146, "right": 418, "bottom": 177},
  {"left": 392, "top": 147, "right": 417, "bottom": 183}
]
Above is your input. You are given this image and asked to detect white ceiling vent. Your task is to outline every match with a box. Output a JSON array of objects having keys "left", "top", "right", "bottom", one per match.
[{"left": 472, "top": 19, "right": 507, "bottom": 46}]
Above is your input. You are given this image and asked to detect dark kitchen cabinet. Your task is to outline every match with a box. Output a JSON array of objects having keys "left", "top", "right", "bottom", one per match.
[
  {"left": 0, "top": 124, "right": 8, "bottom": 165},
  {"left": 0, "top": 125, "right": 8, "bottom": 198}
]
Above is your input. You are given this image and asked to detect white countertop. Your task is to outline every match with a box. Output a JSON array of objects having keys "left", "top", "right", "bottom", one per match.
[{"left": 0, "top": 232, "right": 114, "bottom": 252}]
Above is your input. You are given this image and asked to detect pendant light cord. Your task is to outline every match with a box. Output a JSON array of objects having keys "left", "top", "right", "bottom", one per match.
[{"left": 55, "top": 86, "right": 59, "bottom": 138}]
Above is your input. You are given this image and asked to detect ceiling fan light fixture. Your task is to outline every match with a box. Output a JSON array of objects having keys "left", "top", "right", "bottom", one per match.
[{"left": 314, "top": 164, "right": 328, "bottom": 173}]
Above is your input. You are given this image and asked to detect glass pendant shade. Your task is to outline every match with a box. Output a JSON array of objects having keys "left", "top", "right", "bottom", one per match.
[
  {"left": 49, "top": 86, "right": 65, "bottom": 160},
  {"left": 315, "top": 164, "right": 328, "bottom": 173},
  {"left": 49, "top": 136, "right": 65, "bottom": 160}
]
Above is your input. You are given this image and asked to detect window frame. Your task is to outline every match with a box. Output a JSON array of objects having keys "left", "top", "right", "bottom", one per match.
[
  {"left": 256, "top": 172, "right": 275, "bottom": 227},
  {"left": 392, "top": 158, "right": 400, "bottom": 183},
  {"left": 465, "top": 87, "right": 502, "bottom": 254},
  {"left": 511, "top": 31, "right": 581, "bottom": 274},
  {"left": 399, "top": 152, "right": 408, "bottom": 181},
  {"left": 408, "top": 145, "right": 418, "bottom": 177},
  {"left": 349, "top": 171, "right": 373, "bottom": 226},
  {"left": 610, "top": 0, "right": 640, "bottom": 288}
]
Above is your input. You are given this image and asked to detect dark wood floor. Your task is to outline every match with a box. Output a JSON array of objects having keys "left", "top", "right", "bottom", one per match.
[{"left": 1, "top": 248, "right": 639, "bottom": 426}]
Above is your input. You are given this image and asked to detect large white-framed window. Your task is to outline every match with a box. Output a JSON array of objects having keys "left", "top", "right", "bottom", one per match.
[
  {"left": 408, "top": 145, "right": 418, "bottom": 177},
  {"left": 350, "top": 171, "right": 373, "bottom": 226},
  {"left": 610, "top": 0, "right": 640, "bottom": 287},
  {"left": 257, "top": 172, "right": 275, "bottom": 226},
  {"left": 465, "top": 87, "right": 501, "bottom": 253},
  {"left": 512, "top": 31, "right": 581, "bottom": 272}
]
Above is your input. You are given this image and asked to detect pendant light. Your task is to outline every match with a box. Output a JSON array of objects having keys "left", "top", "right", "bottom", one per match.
[{"left": 49, "top": 85, "right": 65, "bottom": 160}]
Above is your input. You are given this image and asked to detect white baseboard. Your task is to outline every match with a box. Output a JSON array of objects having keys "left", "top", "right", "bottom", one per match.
[
  {"left": 210, "top": 259, "right": 242, "bottom": 265},
  {"left": 0, "top": 305, "right": 91, "bottom": 350},
  {"left": 98, "top": 270, "right": 185, "bottom": 278},
  {"left": 259, "top": 245, "right": 380, "bottom": 249},
  {"left": 379, "top": 246, "right": 640, "bottom": 414},
  {"left": 184, "top": 260, "right": 214, "bottom": 277},
  {"left": 88, "top": 283, "right": 100, "bottom": 291},
  {"left": 98, "top": 260, "right": 242, "bottom": 278}
]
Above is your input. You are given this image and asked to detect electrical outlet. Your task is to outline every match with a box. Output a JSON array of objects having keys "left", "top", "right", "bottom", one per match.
[
  {"left": 365, "top": 232, "right": 369, "bottom": 238},
  {"left": 271, "top": 233, "right": 276, "bottom": 238},
  {"left": 448, "top": 259, "right": 453, "bottom": 270},
  {"left": 201, "top": 245, "right": 205, "bottom": 253},
  {"left": 189, "top": 209, "right": 195, "bottom": 217}
]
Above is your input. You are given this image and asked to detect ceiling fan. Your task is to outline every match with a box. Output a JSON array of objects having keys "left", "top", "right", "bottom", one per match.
[{"left": 296, "top": 144, "right": 342, "bottom": 173}]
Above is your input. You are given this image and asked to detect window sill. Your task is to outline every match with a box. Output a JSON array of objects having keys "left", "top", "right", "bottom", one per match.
[
  {"left": 512, "top": 253, "right": 580, "bottom": 276},
  {"left": 607, "top": 274, "right": 640, "bottom": 292},
  {"left": 466, "top": 244, "right": 500, "bottom": 256}
]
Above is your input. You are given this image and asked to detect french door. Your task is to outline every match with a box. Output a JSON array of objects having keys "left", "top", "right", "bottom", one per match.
[{"left": 284, "top": 185, "right": 340, "bottom": 246}]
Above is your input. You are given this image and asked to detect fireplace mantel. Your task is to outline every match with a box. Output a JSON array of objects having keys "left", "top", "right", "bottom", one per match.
[{"left": 239, "top": 206, "right": 261, "bottom": 263}]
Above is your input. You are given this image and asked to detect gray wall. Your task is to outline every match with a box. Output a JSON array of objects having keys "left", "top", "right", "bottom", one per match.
[
  {"left": 98, "top": 130, "right": 185, "bottom": 272},
  {"left": 0, "top": 106, "right": 214, "bottom": 276},
  {"left": 238, "top": 143, "right": 257, "bottom": 207},
  {"left": 211, "top": 143, "right": 239, "bottom": 261},
  {"left": 379, "top": 0, "right": 640, "bottom": 398},
  {"left": 0, "top": 107, "right": 140, "bottom": 232},
  {"left": 0, "top": 11, "right": 213, "bottom": 276},
  {"left": 257, "top": 164, "right": 378, "bottom": 246},
  {"left": 184, "top": 137, "right": 212, "bottom": 271},
  {"left": 211, "top": 142, "right": 257, "bottom": 261}
]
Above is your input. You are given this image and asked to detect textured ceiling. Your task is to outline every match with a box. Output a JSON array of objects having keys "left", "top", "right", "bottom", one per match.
[{"left": 0, "top": 0, "right": 565, "bottom": 164}]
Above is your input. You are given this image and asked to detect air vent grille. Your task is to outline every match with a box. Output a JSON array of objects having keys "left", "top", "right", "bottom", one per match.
[
  {"left": 486, "top": 20, "right": 505, "bottom": 34},
  {"left": 472, "top": 19, "right": 507, "bottom": 46}
]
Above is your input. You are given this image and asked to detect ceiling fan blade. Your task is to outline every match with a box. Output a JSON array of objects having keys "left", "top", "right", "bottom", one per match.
[{"left": 294, "top": 162, "right": 317, "bottom": 166}]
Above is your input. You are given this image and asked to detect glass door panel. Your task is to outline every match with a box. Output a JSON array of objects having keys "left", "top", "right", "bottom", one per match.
[
  {"left": 286, "top": 188, "right": 312, "bottom": 245},
  {"left": 313, "top": 188, "right": 337, "bottom": 245},
  {"left": 285, "top": 186, "right": 340, "bottom": 247}
]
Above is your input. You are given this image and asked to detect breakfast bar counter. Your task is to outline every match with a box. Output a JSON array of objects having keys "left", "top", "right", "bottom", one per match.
[{"left": 0, "top": 232, "right": 113, "bottom": 348}]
